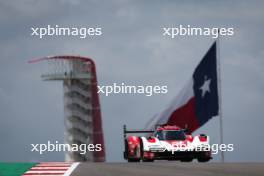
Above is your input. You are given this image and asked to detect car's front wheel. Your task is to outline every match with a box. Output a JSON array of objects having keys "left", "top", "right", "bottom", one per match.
[
  {"left": 197, "top": 158, "right": 210, "bottom": 162},
  {"left": 142, "top": 159, "right": 154, "bottom": 162},
  {"left": 180, "top": 158, "right": 193, "bottom": 162},
  {"left": 197, "top": 151, "right": 211, "bottom": 162}
]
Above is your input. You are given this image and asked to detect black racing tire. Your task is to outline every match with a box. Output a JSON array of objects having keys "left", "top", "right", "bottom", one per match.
[
  {"left": 180, "top": 158, "right": 193, "bottom": 162},
  {"left": 197, "top": 151, "right": 211, "bottom": 162},
  {"left": 197, "top": 158, "right": 210, "bottom": 162},
  {"left": 125, "top": 140, "right": 140, "bottom": 162},
  {"left": 139, "top": 137, "right": 144, "bottom": 160},
  {"left": 128, "top": 158, "right": 140, "bottom": 162},
  {"left": 142, "top": 159, "right": 154, "bottom": 162}
]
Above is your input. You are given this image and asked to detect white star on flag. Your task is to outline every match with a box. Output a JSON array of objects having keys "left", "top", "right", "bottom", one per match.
[{"left": 200, "top": 76, "right": 211, "bottom": 98}]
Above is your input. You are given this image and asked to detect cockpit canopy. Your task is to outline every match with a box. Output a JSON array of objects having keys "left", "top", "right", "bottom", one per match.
[{"left": 154, "top": 130, "right": 186, "bottom": 141}]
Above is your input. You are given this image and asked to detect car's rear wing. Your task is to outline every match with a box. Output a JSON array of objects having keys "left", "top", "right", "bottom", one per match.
[{"left": 123, "top": 125, "right": 154, "bottom": 139}]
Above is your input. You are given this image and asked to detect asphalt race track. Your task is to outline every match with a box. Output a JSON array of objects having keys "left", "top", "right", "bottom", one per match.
[{"left": 71, "top": 162, "right": 264, "bottom": 176}]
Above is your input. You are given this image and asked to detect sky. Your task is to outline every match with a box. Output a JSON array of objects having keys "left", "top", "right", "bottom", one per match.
[{"left": 0, "top": 0, "right": 264, "bottom": 162}]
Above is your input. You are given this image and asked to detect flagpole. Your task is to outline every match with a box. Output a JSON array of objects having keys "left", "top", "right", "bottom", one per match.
[{"left": 217, "top": 30, "right": 224, "bottom": 162}]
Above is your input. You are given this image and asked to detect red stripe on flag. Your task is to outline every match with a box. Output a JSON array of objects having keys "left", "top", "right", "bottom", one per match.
[{"left": 167, "top": 97, "right": 199, "bottom": 132}]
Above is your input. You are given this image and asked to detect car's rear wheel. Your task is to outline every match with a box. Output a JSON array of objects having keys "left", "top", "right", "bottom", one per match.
[
  {"left": 125, "top": 140, "right": 140, "bottom": 162},
  {"left": 128, "top": 158, "right": 140, "bottom": 162}
]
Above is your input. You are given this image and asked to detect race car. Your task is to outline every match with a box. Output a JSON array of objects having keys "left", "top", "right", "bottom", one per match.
[{"left": 123, "top": 124, "right": 212, "bottom": 162}]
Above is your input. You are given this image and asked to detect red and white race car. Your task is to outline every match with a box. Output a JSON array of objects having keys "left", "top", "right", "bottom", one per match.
[{"left": 123, "top": 124, "right": 212, "bottom": 162}]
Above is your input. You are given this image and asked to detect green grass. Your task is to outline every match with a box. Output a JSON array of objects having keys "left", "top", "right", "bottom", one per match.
[{"left": 0, "top": 163, "right": 36, "bottom": 176}]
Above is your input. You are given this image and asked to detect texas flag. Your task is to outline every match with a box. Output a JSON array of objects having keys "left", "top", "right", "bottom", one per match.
[{"left": 147, "top": 42, "right": 219, "bottom": 133}]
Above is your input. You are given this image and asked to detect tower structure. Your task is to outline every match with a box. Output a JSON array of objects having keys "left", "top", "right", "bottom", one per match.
[{"left": 29, "top": 56, "right": 105, "bottom": 162}]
